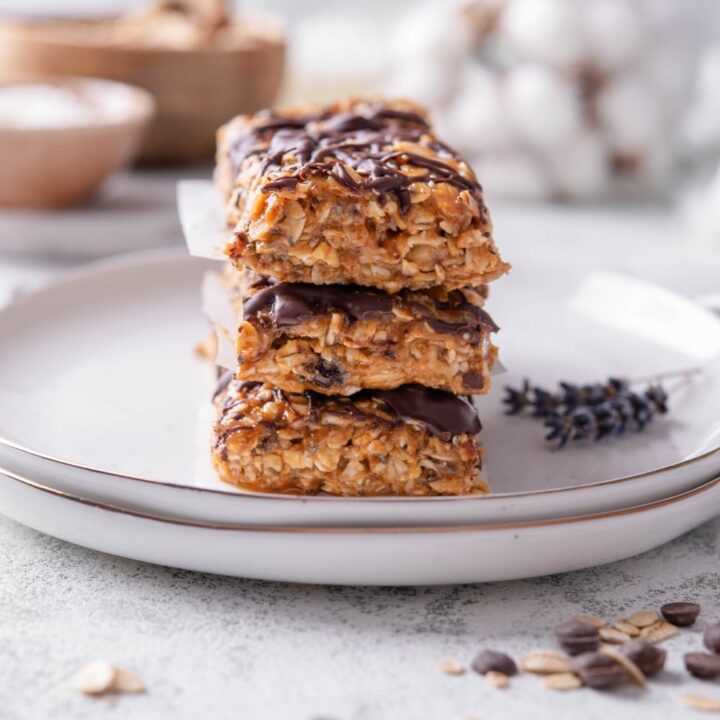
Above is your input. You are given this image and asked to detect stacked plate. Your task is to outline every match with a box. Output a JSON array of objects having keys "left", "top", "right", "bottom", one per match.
[{"left": 0, "top": 248, "right": 719, "bottom": 585}]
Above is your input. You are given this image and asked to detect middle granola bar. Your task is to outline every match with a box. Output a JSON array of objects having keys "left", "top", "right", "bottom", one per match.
[
  {"left": 217, "top": 266, "right": 498, "bottom": 395},
  {"left": 217, "top": 98, "right": 510, "bottom": 293}
]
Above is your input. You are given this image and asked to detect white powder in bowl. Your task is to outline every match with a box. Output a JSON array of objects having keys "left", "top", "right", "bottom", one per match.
[{"left": 0, "top": 83, "right": 133, "bottom": 129}]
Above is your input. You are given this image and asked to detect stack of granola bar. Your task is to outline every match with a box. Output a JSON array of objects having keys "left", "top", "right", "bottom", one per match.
[{"left": 209, "top": 98, "right": 509, "bottom": 496}]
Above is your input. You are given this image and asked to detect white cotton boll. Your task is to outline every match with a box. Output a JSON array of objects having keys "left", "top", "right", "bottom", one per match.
[
  {"left": 475, "top": 152, "right": 551, "bottom": 200},
  {"left": 500, "top": 0, "right": 588, "bottom": 68},
  {"left": 546, "top": 131, "right": 609, "bottom": 198},
  {"left": 682, "top": 164, "right": 720, "bottom": 245},
  {"left": 503, "top": 65, "right": 583, "bottom": 149},
  {"left": 635, "top": 43, "right": 695, "bottom": 120},
  {"left": 683, "top": 45, "right": 720, "bottom": 149},
  {"left": 584, "top": 0, "right": 647, "bottom": 71},
  {"left": 695, "top": 45, "right": 720, "bottom": 104},
  {"left": 636, "top": 141, "right": 672, "bottom": 187},
  {"left": 389, "top": 1, "right": 472, "bottom": 70},
  {"left": 596, "top": 76, "right": 665, "bottom": 154},
  {"left": 444, "top": 65, "right": 513, "bottom": 152}
]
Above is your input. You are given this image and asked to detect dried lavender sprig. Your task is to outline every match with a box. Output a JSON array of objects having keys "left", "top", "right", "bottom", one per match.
[
  {"left": 503, "top": 368, "right": 697, "bottom": 419},
  {"left": 503, "top": 377, "right": 628, "bottom": 417},
  {"left": 543, "top": 385, "right": 669, "bottom": 448}
]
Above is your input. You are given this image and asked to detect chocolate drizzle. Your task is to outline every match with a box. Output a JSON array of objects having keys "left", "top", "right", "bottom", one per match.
[
  {"left": 373, "top": 385, "right": 482, "bottom": 438},
  {"left": 218, "top": 380, "right": 481, "bottom": 440},
  {"left": 229, "top": 101, "right": 485, "bottom": 215},
  {"left": 242, "top": 279, "right": 498, "bottom": 337},
  {"left": 213, "top": 369, "right": 234, "bottom": 400},
  {"left": 243, "top": 281, "right": 392, "bottom": 326}
]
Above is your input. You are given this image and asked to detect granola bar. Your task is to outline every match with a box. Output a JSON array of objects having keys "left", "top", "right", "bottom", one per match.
[
  {"left": 222, "top": 266, "right": 497, "bottom": 395},
  {"left": 216, "top": 98, "right": 509, "bottom": 293},
  {"left": 212, "top": 378, "right": 487, "bottom": 496}
]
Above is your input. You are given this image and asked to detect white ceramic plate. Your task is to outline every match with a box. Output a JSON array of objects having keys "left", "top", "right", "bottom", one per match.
[
  {"left": 1, "top": 465, "right": 719, "bottom": 584},
  {"left": 0, "top": 248, "right": 718, "bottom": 526}
]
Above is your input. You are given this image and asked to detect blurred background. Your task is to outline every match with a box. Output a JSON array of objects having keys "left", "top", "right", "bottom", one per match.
[{"left": 0, "top": 0, "right": 719, "bottom": 292}]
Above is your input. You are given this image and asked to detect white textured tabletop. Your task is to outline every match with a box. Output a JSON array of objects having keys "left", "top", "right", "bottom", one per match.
[
  {"left": 1, "top": 176, "right": 720, "bottom": 719},
  {"left": 1, "top": 515, "right": 720, "bottom": 719}
]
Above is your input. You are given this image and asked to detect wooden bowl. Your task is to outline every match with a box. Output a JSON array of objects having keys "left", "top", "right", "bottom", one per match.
[
  {"left": 0, "top": 14, "right": 285, "bottom": 163},
  {"left": 0, "top": 76, "right": 154, "bottom": 208}
]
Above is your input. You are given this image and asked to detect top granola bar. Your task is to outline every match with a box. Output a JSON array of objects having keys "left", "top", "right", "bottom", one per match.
[{"left": 216, "top": 98, "right": 510, "bottom": 293}]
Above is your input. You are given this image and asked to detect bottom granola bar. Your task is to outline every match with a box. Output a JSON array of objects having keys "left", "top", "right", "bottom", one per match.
[{"left": 213, "top": 377, "right": 488, "bottom": 496}]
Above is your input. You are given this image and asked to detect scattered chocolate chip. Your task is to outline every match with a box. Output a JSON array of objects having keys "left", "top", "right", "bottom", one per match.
[
  {"left": 621, "top": 639, "right": 667, "bottom": 677},
  {"left": 471, "top": 649, "right": 517, "bottom": 677},
  {"left": 570, "top": 652, "right": 626, "bottom": 690},
  {"left": 685, "top": 652, "right": 720, "bottom": 679},
  {"left": 555, "top": 620, "right": 601, "bottom": 656},
  {"left": 704, "top": 623, "right": 720, "bottom": 653},
  {"left": 661, "top": 602, "right": 700, "bottom": 627}
]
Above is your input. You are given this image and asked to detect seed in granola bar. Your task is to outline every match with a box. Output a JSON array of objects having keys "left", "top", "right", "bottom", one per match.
[
  {"left": 685, "top": 653, "right": 720, "bottom": 679},
  {"left": 569, "top": 652, "right": 626, "bottom": 690},
  {"left": 555, "top": 619, "right": 600, "bottom": 655},
  {"left": 621, "top": 639, "right": 666, "bottom": 677},
  {"left": 661, "top": 602, "right": 700, "bottom": 627},
  {"left": 704, "top": 623, "right": 720, "bottom": 653},
  {"left": 471, "top": 649, "right": 517, "bottom": 677}
]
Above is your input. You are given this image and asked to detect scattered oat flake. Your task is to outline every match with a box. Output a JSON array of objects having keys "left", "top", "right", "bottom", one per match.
[
  {"left": 683, "top": 694, "right": 720, "bottom": 712},
  {"left": 613, "top": 620, "right": 640, "bottom": 637},
  {"left": 112, "top": 667, "right": 146, "bottom": 694},
  {"left": 520, "top": 650, "right": 570, "bottom": 675},
  {"left": 640, "top": 620, "right": 679, "bottom": 643},
  {"left": 629, "top": 610, "right": 660, "bottom": 628},
  {"left": 575, "top": 614, "right": 606, "bottom": 629},
  {"left": 73, "top": 661, "right": 145, "bottom": 697},
  {"left": 599, "top": 627, "right": 631, "bottom": 644},
  {"left": 74, "top": 661, "right": 116, "bottom": 696},
  {"left": 438, "top": 660, "right": 465, "bottom": 676},
  {"left": 544, "top": 672, "right": 582, "bottom": 691},
  {"left": 486, "top": 670, "right": 509, "bottom": 689},
  {"left": 600, "top": 646, "right": 646, "bottom": 687}
]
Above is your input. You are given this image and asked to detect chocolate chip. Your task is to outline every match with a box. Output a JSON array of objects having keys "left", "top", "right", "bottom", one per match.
[
  {"left": 310, "top": 359, "right": 345, "bottom": 388},
  {"left": 471, "top": 649, "right": 517, "bottom": 677},
  {"left": 661, "top": 602, "right": 700, "bottom": 627},
  {"left": 685, "top": 653, "right": 720, "bottom": 679},
  {"left": 555, "top": 620, "right": 601, "bottom": 656},
  {"left": 704, "top": 623, "right": 720, "bottom": 653},
  {"left": 569, "top": 652, "right": 626, "bottom": 689},
  {"left": 462, "top": 371, "right": 485, "bottom": 390},
  {"left": 621, "top": 639, "right": 666, "bottom": 677}
]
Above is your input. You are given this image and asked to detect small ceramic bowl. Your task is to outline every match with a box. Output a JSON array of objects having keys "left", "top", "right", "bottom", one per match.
[
  {"left": 0, "top": 13, "right": 285, "bottom": 163},
  {"left": 0, "top": 76, "right": 154, "bottom": 208}
]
